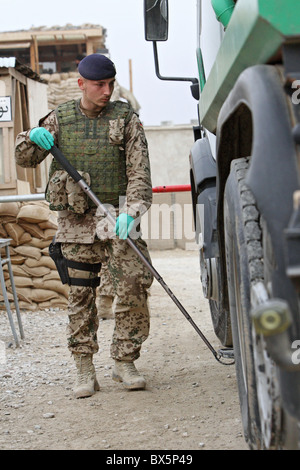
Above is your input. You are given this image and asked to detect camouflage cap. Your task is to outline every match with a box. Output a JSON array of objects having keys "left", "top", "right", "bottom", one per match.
[{"left": 78, "top": 53, "right": 116, "bottom": 80}]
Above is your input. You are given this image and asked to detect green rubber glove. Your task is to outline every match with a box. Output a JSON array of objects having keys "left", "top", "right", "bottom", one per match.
[
  {"left": 114, "top": 214, "right": 135, "bottom": 240},
  {"left": 29, "top": 127, "right": 54, "bottom": 150}
]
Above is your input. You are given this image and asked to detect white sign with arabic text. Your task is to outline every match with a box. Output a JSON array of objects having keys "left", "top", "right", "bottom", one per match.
[{"left": 0, "top": 96, "right": 12, "bottom": 122}]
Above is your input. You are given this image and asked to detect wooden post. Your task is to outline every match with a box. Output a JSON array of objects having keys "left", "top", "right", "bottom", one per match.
[
  {"left": 86, "top": 39, "right": 94, "bottom": 56},
  {"left": 30, "top": 35, "right": 39, "bottom": 73},
  {"left": 129, "top": 59, "right": 133, "bottom": 93}
]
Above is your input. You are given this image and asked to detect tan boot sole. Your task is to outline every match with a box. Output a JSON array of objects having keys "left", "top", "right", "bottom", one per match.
[{"left": 112, "top": 371, "right": 146, "bottom": 390}]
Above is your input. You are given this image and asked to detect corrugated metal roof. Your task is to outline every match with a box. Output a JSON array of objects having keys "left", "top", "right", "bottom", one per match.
[
  {"left": 0, "top": 57, "right": 46, "bottom": 83},
  {"left": 0, "top": 57, "right": 16, "bottom": 67}
]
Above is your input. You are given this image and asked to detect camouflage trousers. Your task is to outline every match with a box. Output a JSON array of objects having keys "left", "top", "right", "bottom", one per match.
[{"left": 61, "top": 238, "right": 153, "bottom": 361}]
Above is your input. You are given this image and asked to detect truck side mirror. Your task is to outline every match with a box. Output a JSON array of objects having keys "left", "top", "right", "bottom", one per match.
[{"left": 144, "top": 0, "right": 169, "bottom": 41}]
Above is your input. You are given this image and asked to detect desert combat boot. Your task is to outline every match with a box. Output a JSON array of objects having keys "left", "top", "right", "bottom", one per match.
[
  {"left": 73, "top": 353, "right": 100, "bottom": 399},
  {"left": 112, "top": 360, "right": 146, "bottom": 390}
]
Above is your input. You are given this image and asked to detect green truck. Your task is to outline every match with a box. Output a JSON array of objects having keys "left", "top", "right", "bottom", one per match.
[{"left": 144, "top": 0, "right": 300, "bottom": 450}]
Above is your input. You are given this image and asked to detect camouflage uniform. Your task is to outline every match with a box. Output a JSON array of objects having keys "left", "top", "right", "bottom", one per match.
[
  {"left": 15, "top": 100, "right": 153, "bottom": 362},
  {"left": 96, "top": 262, "right": 115, "bottom": 319}
]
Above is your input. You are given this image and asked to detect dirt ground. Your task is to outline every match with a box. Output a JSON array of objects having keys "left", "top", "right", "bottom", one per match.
[{"left": 0, "top": 249, "right": 248, "bottom": 451}]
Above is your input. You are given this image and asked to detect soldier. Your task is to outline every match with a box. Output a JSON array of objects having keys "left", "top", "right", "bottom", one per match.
[{"left": 15, "top": 53, "right": 153, "bottom": 399}]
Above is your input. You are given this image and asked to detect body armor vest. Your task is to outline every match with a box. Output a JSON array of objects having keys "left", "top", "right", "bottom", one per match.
[{"left": 48, "top": 99, "right": 133, "bottom": 208}]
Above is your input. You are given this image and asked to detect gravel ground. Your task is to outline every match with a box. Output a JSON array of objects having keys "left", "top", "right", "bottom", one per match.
[{"left": 0, "top": 249, "right": 248, "bottom": 451}]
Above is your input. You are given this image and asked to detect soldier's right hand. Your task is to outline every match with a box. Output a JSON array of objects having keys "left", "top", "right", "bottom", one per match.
[{"left": 29, "top": 127, "right": 54, "bottom": 150}]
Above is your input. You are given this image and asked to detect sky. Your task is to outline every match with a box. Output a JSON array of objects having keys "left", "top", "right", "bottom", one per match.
[{"left": 1, "top": 0, "right": 199, "bottom": 126}]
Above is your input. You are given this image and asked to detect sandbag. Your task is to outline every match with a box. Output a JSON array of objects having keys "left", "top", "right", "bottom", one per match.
[
  {"left": 39, "top": 212, "right": 58, "bottom": 230},
  {"left": 7, "top": 275, "right": 34, "bottom": 288},
  {"left": 0, "top": 224, "right": 7, "bottom": 238},
  {"left": 14, "top": 245, "right": 41, "bottom": 261},
  {"left": 4, "top": 222, "right": 25, "bottom": 244},
  {"left": 10, "top": 255, "right": 26, "bottom": 265},
  {"left": 0, "top": 291, "right": 14, "bottom": 302},
  {"left": 17, "top": 204, "right": 50, "bottom": 223},
  {"left": 32, "top": 278, "right": 69, "bottom": 298},
  {"left": 9, "top": 286, "right": 57, "bottom": 303},
  {"left": 18, "top": 301, "right": 37, "bottom": 311},
  {"left": 43, "top": 229, "right": 56, "bottom": 241},
  {"left": 21, "top": 264, "right": 50, "bottom": 277},
  {"left": 29, "top": 238, "right": 52, "bottom": 249},
  {"left": 0, "top": 202, "right": 20, "bottom": 217},
  {"left": 6, "top": 286, "right": 32, "bottom": 304},
  {"left": 18, "top": 222, "right": 45, "bottom": 239},
  {"left": 3, "top": 263, "right": 27, "bottom": 276},
  {"left": 43, "top": 270, "right": 61, "bottom": 281},
  {"left": 2, "top": 201, "right": 66, "bottom": 310},
  {"left": 25, "top": 255, "right": 56, "bottom": 270},
  {"left": 38, "top": 294, "right": 68, "bottom": 309},
  {"left": 4, "top": 223, "right": 32, "bottom": 246}
]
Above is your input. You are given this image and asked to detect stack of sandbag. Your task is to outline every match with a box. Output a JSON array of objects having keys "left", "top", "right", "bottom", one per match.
[
  {"left": 0, "top": 200, "right": 69, "bottom": 311},
  {"left": 41, "top": 72, "right": 81, "bottom": 109}
]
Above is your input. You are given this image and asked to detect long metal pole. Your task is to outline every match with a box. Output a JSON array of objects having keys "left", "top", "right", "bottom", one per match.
[
  {"left": 49, "top": 145, "right": 233, "bottom": 365},
  {"left": 76, "top": 176, "right": 222, "bottom": 360}
]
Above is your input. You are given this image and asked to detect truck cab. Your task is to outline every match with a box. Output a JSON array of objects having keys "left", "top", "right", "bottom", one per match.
[{"left": 144, "top": 0, "right": 300, "bottom": 450}]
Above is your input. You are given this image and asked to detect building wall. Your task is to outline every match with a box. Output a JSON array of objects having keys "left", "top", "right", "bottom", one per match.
[
  {"left": 145, "top": 124, "right": 194, "bottom": 187},
  {"left": 142, "top": 124, "right": 197, "bottom": 250},
  {"left": 0, "top": 66, "right": 49, "bottom": 196}
]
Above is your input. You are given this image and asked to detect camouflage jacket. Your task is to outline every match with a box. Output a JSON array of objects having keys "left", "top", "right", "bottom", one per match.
[{"left": 15, "top": 100, "right": 152, "bottom": 243}]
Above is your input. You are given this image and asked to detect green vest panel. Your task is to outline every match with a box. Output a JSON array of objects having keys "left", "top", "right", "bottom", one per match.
[{"left": 49, "top": 99, "right": 133, "bottom": 208}]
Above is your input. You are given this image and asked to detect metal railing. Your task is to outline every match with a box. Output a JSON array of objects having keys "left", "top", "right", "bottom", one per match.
[
  {"left": 0, "top": 186, "right": 192, "bottom": 204},
  {"left": 0, "top": 194, "right": 45, "bottom": 203}
]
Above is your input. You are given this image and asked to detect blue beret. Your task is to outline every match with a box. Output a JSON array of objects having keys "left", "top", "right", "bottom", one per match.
[{"left": 78, "top": 53, "right": 116, "bottom": 80}]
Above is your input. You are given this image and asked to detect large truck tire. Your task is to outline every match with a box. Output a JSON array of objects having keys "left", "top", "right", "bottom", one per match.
[
  {"left": 224, "top": 157, "right": 263, "bottom": 448},
  {"left": 223, "top": 157, "right": 287, "bottom": 449},
  {"left": 215, "top": 64, "right": 300, "bottom": 449}
]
